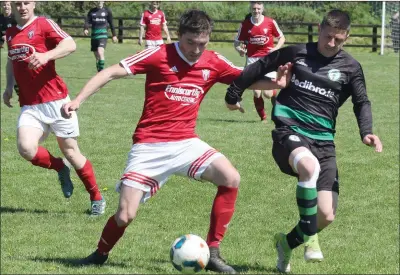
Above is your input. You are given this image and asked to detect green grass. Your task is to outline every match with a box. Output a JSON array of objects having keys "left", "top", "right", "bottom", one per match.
[{"left": 1, "top": 39, "right": 399, "bottom": 274}]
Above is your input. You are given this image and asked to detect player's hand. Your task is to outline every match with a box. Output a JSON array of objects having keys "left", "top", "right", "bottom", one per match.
[
  {"left": 28, "top": 52, "right": 49, "bottom": 70},
  {"left": 62, "top": 100, "right": 80, "bottom": 119},
  {"left": 239, "top": 48, "right": 247, "bottom": 57},
  {"left": 274, "top": 62, "right": 293, "bottom": 88},
  {"left": 3, "top": 88, "right": 13, "bottom": 108},
  {"left": 362, "top": 134, "right": 383, "bottom": 152},
  {"left": 166, "top": 37, "right": 172, "bottom": 44},
  {"left": 138, "top": 38, "right": 143, "bottom": 46},
  {"left": 112, "top": 36, "right": 118, "bottom": 43},
  {"left": 84, "top": 29, "right": 89, "bottom": 36},
  {"left": 225, "top": 101, "right": 245, "bottom": 113}
]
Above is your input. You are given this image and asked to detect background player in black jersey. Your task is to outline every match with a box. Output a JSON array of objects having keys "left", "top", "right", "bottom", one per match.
[
  {"left": 84, "top": 1, "right": 117, "bottom": 72},
  {"left": 225, "top": 9, "right": 383, "bottom": 273},
  {"left": 0, "top": 1, "right": 13, "bottom": 47},
  {"left": 1, "top": 1, "right": 18, "bottom": 95}
]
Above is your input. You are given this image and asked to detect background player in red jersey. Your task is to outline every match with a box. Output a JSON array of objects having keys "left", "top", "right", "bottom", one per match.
[
  {"left": 63, "top": 9, "right": 291, "bottom": 274},
  {"left": 138, "top": 1, "right": 171, "bottom": 48},
  {"left": 2, "top": 1, "right": 105, "bottom": 216},
  {"left": 234, "top": 1, "right": 285, "bottom": 121}
]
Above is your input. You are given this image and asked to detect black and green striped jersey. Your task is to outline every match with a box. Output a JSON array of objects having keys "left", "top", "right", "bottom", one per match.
[
  {"left": 84, "top": 7, "right": 116, "bottom": 39},
  {"left": 0, "top": 13, "right": 16, "bottom": 43},
  {"left": 226, "top": 42, "right": 373, "bottom": 141}
]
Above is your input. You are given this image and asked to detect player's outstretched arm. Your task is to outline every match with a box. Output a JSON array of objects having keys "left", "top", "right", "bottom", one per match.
[
  {"left": 249, "top": 62, "right": 293, "bottom": 91},
  {"left": 62, "top": 63, "right": 128, "bottom": 118},
  {"left": 28, "top": 38, "right": 76, "bottom": 70}
]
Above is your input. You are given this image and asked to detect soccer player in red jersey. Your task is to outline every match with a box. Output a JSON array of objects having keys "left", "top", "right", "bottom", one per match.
[
  {"left": 2, "top": 1, "right": 105, "bottom": 215},
  {"left": 138, "top": 1, "right": 171, "bottom": 48},
  {"left": 63, "top": 9, "right": 291, "bottom": 273},
  {"left": 234, "top": 1, "right": 285, "bottom": 121}
]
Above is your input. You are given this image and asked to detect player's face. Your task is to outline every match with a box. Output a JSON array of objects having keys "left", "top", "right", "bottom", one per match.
[
  {"left": 251, "top": 3, "right": 263, "bottom": 20},
  {"left": 150, "top": 1, "right": 159, "bottom": 12},
  {"left": 1, "top": 2, "right": 11, "bottom": 16},
  {"left": 178, "top": 32, "right": 209, "bottom": 63},
  {"left": 318, "top": 25, "right": 349, "bottom": 57},
  {"left": 13, "top": 2, "right": 35, "bottom": 24},
  {"left": 97, "top": 1, "right": 104, "bottom": 8}
]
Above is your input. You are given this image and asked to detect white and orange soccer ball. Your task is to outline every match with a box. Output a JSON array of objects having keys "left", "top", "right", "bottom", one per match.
[{"left": 170, "top": 234, "right": 210, "bottom": 273}]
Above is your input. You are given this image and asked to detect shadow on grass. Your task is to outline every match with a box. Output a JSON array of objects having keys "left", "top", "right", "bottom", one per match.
[
  {"left": 198, "top": 118, "right": 261, "bottom": 124},
  {"left": 0, "top": 206, "right": 53, "bottom": 214},
  {"left": 232, "top": 263, "right": 277, "bottom": 273},
  {"left": 29, "top": 256, "right": 128, "bottom": 268}
]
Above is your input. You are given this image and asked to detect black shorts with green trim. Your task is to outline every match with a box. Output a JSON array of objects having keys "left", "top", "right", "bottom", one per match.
[
  {"left": 90, "top": 38, "right": 107, "bottom": 51},
  {"left": 271, "top": 126, "right": 339, "bottom": 194}
]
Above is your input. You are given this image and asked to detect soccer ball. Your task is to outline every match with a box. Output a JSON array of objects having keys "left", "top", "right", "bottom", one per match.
[{"left": 170, "top": 234, "right": 210, "bottom": 273}]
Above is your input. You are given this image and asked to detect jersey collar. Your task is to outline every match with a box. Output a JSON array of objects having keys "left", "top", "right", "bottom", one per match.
[
  {"left": 250, "top": 15, "right": 264, "bottom": 26},
  {"left": 174, "top": 42, "right": 198, "bottom": 66},
  {"left": 17, "top": 16, "right": 38, "bottom": 30}
]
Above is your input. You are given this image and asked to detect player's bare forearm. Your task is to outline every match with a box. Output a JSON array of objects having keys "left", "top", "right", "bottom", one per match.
[
  {"left": 275, "top": 36, "right": 285, "bottom": 50},
  {"left": 75, "top": 63, "right": 128, "bottom": 104},
  {"left": 46, "top": 38, "right": 76, "bottom": 61},
  {"left": 163, "top": 25, "right": 170, "bottom": 39},
  {"left": 249, "top": 79, "right": 280, "bottom": 91},
  {"left": 233, "top": 40, "right": 242, "bottom": 52},
  {"left": 6, "top": 59, "right": 15, "bottom": 91},
  {"left": 139, "top": 26, "right": 145, "bottom": 38}
]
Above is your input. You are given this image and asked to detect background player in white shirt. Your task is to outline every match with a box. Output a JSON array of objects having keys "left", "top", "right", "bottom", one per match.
[{"left": 63, "top": 9, "right": 292, "bottom": 274}]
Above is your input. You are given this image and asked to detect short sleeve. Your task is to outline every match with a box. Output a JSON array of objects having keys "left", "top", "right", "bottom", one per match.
[
  {"left": 271, "top": 19, "right": 284, "bottom": 38},
  {"left": 235, "top": 23, "right": 247, "bottom": 42},
  {"left": 120, "top": 46, "right": 161, "bottom": 75},
  {"left": 161, "top": 11, "right": 166, "bottom": 24},
  {"left": 214, "top": 53, "right": 243, "bottom": 84},
  {"left": 140, "top": 13, "right": 146, "bottom": 26},
  {"left": 42, "top": 18, "right": 71, "bottom": 48}
]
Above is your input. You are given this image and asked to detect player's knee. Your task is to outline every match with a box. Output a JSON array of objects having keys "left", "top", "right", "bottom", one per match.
[
  {"left": 115, "top": 209, "right": 137, "bottom": 227},
  {"left": 292, "top": 150, "right": 320, "bottom": 182},
  {"left": 17, "top": 143, "right": 37, "bottom": 160},
  {"left": 225, "top": 169, "right": 240, "bottom": 188},
  {"left": 262, "top": 90, "right": 273, "bottom": 98},
  {"left": 253, "top": 90, "right": 261, "bottom": 98},
  {"left": 320, "top": 211, "right": 336, "bottom": 225}
]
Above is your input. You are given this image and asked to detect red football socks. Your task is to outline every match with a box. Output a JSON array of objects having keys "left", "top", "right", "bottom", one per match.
[
  {"left": 76, "top": 160, "right": 102, "bottom": 201},
  {"left": 97, "top": 215, "right": 127, "bottom": 255},
  {"left": 206, "top": 186, "right": 238, "bottom": 248},
  {"left": 253, "top": 96, "right": 266, "bottom": 119},
  {"left": 30, "top": 146, "right": 64, "bottom": 172}
]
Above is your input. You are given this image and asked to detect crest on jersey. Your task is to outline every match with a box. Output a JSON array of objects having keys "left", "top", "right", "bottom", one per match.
[
  {"left": 263, "top": 28, "right": 268, "bottom": 34},
  {"left": 8, "top": 36, "right": 12, "bottom": 41},
  {"left": 328, "top": 69, "right": 341, "bottom": 82},
  {"left": 28, "top": 30, "right": 34, "bottom": 39},
  {"left": 7, "top": 23, "right": 11, "bottom": 28},
  {"left": 202, "top": 69, "right": 210, "bottom": 81},
  {"left": 101, "top": 12, "right": 106, "bottom": 16}
]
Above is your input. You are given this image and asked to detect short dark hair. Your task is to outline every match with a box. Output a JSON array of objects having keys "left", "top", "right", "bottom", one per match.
[
  {"left": 250, "top": 1, "right": 263, "bottom": 5},
  {"left": 321, "top": 9, "right": 351, "bottom": 32},
  {"left": 178, "top": 9, "right": 213, "bottom": 36}
]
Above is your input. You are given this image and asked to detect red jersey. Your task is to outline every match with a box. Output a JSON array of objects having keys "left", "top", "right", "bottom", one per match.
[
  {"left": 140, "top": 9, "right": 166, "bottom": 41},
  {"left": 236, "top": 16, "right": 283, "bottom": 57},
  {"left": 6, "top": 16, "right": 71, "bottom": 106},
  {"left": 120, "top": 43, "right": 243, "bottom": 144}
]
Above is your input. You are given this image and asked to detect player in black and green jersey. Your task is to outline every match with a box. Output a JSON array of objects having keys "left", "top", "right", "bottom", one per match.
[
  {"left": 226, "top": 9, "right": 383, "bottom": 273},
  {"left": 1, "top": 1, "right": 18, "bottom": 96},
  {"left": 84, "top": 1, "right": 117, "bottom": 72}
]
